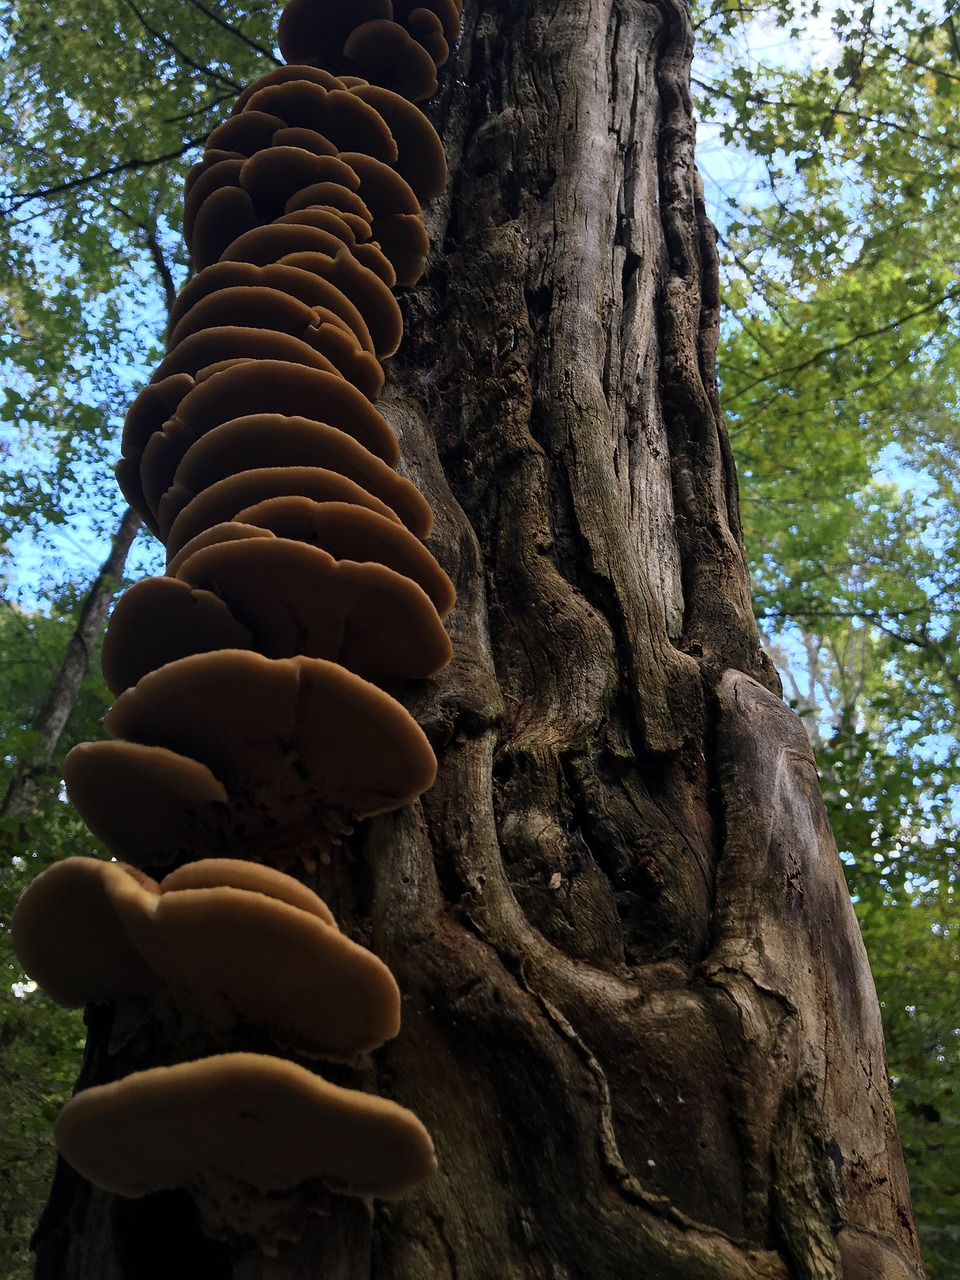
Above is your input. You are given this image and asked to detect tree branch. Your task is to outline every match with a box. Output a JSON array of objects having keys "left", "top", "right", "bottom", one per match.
[
  {"left": 118, "top": 0, "right": 242, "bottom": 91},
  {"left": 4, "top": 140, "right": 204, "bottom": 212},
  {"left": 183, "top": 0, "right": 280, "bottom": 63},
  {"left": 0, "top": 506, "right": 142, "bottom": 840}
]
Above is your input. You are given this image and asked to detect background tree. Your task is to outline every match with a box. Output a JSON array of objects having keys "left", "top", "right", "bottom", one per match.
[{"left": 0, "top": 0, "right": 951, "bottom": 1275}]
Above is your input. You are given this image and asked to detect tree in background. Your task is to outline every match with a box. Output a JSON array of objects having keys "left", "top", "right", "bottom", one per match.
[{"left": 0, "top": 0, "right": 952, "bottom": 1274}]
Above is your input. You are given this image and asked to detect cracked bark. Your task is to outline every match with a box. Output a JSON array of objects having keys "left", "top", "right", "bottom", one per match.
[{"left": 31, "top": 1, "right": 922, "bottom": 1277}]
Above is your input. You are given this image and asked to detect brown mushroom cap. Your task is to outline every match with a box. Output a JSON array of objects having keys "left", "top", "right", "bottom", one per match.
[
  {"left": 274, "top": 206, "right": 360, "bottom": 247},
  {"left": 122, "top": 373, "right": 194, "bottom": 460},
  {"left": 175, "top": 537, "right": 452, "bottom": 679},
  {"left": 166, "top": 285, "right": 325, "bottom": 351},
  {"left": 138, "top": 417, "right": 201, "bottom": 516},
  {"left": 398, "top": 0, "right": 461, "bottom": 45},
  {"left": 159, "top": 859, "right": 336, "bottom": 927},
  {"left": 11, "top": 858, "right": 157, "bottom": 1007},
  {"left": 115, "top": 456, "right": 162, "bottom": 535},
  {"left": 352, "top": 240, "right": 397, "bottom": 288},
  {"left": 407, "top": 8, "right": 449, "bottom": 67},
  {"left": 167, "top": 269, "right": 375, "bottom": 356},
  {"left": 112, "top": 881, "right": 402, "bottom": 1057},
  {"left": 245, "top": 82, "right": 397, "bottom": 165},
  {"left": 64, "top": 740, "right": 230, "bottom": 866},
  {"left": 183, "top": 158, "right": 244, "bottom": 243},
  {"left": 156, "top": 417, "right": 432, "bottom": 541},
  {"left": 340, "top": 152, "right": 420, "bottom": 218},
  {"left": 277, "top": 0, "right": 392, "bottom": 68},
  {"left": 103, "top": 651, "right": 438, "bottom": 819},
  {"left": 232, "top": 66, "right": 347, "bottom": 115},
  {"left": 190, "top": 185, "right": 262, "bottom": 271},
  {"left": 233, "top": 497, "right": 455, "bottom": 616},
  {"left": 101, "top": 575, "right": 255, "bottom": 696},
  {"left": 164, "top": 521, "right": 277, "bottom": 577},
  {"left": 350, "top": 85, "right": 447, "bottom": 200},
  {"left": 164, "top": 467, "right": 402, "bottom": 562},
  {"left": 269, "top": 125, "right": 338, "bottom": 156},
  {"left": 371, "top": 213, "right": 429, "bottom": 286},
  {"left": 271, "top": 246, "right": 402, "bottom": 357},
  {"left": 205, "top": 110, "right": 288, "bottom": 157},
  {"left": 343, "top": 22, "right": 439, "bottom": 102},
  {"left": 220, "top": 217, "right": 373, "bottom": 265},
  {"left": 151, "top": 326, "right": 339, "bottom": 383},
  {"left": 239, "top": 147, "right": 360, "bottom": 219},
  {"left": 18, "top": 856, "right": 400, "bottom": 1055},
  {"left": 54, "top": 1053, "right": 437, "bottom": 1215}
]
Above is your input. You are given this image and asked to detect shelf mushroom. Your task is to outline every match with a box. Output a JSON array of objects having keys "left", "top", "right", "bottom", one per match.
[
  {"left": 13, "top": 856, "right": 403, "bottom": 1059},
  {"left": 17, "top": 0, "right": 469, "bottom": 1252},
  {"left": 55, "top": 1053, "right": 437, "bottom": 1245}
]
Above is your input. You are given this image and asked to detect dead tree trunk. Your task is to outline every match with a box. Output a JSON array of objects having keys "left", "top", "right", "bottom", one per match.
[{"left": 32, "top": 1, "right": 922, "bottom": 1277}]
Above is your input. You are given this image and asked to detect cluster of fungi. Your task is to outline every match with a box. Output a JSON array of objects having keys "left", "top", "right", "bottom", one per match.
[{"left": 13, "top": 0, "right": 463, "bottom": 1253}]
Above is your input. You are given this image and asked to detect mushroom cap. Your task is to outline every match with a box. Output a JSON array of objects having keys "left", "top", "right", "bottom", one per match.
[
  {"left": 166, "top": 285, "right": 328, "bottom": 351},
  {"left": 156, "top": 417, "right": 432, "bottom": 541},
  {"left": 19, "top": 856, "right": 400, "bottom": 1054},
  {"left": 163, "top": 521, "right": 277, "bottom": 577},
  {"left": 190, "top": 185, "right": 261, "bottom": 271},
  {"left": 400, "top": 0, "right": 461, "bottom": 45},
  {"left": 232, "top": 497, "right": 455, "bottom": 617},
  {"left": 351, "top": 240, "right": 397, "bottom": 288},
  {"left": 157, "top": 359, "right": 394, "bottom": 460},
  {"left": 175, "top": 536, "right": 452, "bottom": 680},
  {"left": 112, "top": 880, "right": 402, "bottom": 1057},
  {"left": 163, "top": 467, "right": 402, "bottom": 562},
  {"left": 205, "top": 109, "right": 288, "bottom": 157},
  {"left": 100, "top": 575, "right": 255, "bottom": 696},
  {"left": 343, "top": 21, "right": 438, "bottom": 102},
  {"left": 55, "top": 1052, "right": 437, "bottom": 1211},
  {"left": 270, "top": 245, "right": 402, "bottom": 357},
  {"left": 11, "top": 858, "right": 157, "bottom": 1007},
  {"left": 122, "top": 373, "right": 194, "bottom": 459},
  {"left": 340, "top": 151, "right": 420, "bottom": 218},
  {"left": 277, "top": 0, "right": 392, "bottom": 68},
  {"left": 183, "top": 158, "right": 245, "bottom": 243},
  {"left": 269, "top": 125, "right": 339, "bottom": 156},
  {"left": 406, "top": 8, "right": 449, "bottom": 68},
  {"left": 103, "top": 651, "right": 438, "bottom": 819},
  {"left": 241, "top": 148, "right": 361, "bottom": 219},
  {"left": 222, "top": 220, "right": 375, "bottom": 271},
  {"left": 350, "top": 84, "right": 447, "bottom": 200},
  {"left": 151, "top": 326, "right": 340, "bottom": 383},
  {"left": 247, "top": 82, "right": 397, "bottom": 164},
  {"left": 64, "top": 741, "right": 230, "bottom": 866},
  {"left": 232, "top": 66, "right": 348, "bottom": 115},
  {"left": 159, "top": 858, "right": 336, "bottom": 927},
  {"left": 371, "top": 213, "right": 429, "bottom": 286}
]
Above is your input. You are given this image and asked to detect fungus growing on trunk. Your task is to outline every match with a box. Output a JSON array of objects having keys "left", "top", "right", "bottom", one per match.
[
  {"left": 20, "top": 0, "right": 465, "bottom": 1254},
  {"left": 54, "top": 1054, "right": 437, "bottom": 1246},
  {"left": 13, "top": 856, "right": 402, "bottom": 1058}
]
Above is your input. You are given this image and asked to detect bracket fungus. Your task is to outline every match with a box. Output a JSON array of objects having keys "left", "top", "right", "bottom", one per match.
[
  {"left": 54, "top": 1054, "right": 437, "bottom": 1245},
  {"left": 14, "top": 856, "right": 402, "bottom": 1058},
  {"left": 22, "top": 0, "right": 464, "bottom": 1255}
]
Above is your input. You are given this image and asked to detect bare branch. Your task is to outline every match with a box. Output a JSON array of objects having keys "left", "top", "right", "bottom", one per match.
[
  {"left": 183, "top": 0, "right": 280, "bottom": 63},
  {"left": 3, "top": 140, "right": 204, "bottom": 212},
  {"left": 118, "top": 0, "right": 243, "bottom": 91}
]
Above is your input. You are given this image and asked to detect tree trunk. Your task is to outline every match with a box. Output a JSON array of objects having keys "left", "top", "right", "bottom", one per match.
[{"left": 31, "top": 1, "right": 923, "bottom": 1277}]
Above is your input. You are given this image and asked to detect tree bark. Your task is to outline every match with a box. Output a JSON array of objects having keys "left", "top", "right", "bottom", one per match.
[{"left": 31, "top": 1, "right": 922, "bottom": 1277}]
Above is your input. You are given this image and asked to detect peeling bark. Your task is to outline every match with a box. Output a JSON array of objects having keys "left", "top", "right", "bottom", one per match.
[{"left": 32, "top": 2, "right": 921, "bottom": 1277}]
